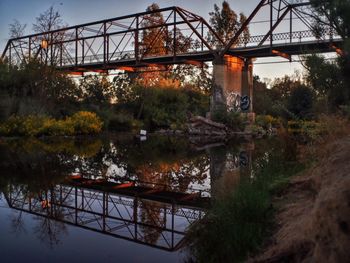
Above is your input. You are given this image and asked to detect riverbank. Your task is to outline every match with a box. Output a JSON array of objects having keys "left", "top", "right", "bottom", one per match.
[{"left": 251, "top": 135, "right": 350, "bottom": 263}]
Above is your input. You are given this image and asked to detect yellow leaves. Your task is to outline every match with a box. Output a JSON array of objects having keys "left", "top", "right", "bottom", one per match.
[
  {"left": 70, "top": 111, "right": 103, "bottom": 135},
  {"left": 0, "top": 111, "right": 103, "bottom": 137}
]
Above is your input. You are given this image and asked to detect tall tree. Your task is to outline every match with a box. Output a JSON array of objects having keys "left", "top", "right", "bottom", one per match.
[
  {"left": 33, "top": 6, "right": 67, "bottom": 65},
  {"left": 308, "top": 0, "right": 350, "bottom": 39},
  {"left": 303, "top": 1, "right": 350, "bottom": 108},
  {"left": 304, "top": 54, "right": 347, "bottom": 109},
  {"left": 287, "top": 84, "right": 314, "bottom": 119},
  {"left": 140, "top": 3, "right": 167, "bottom": 56},
  {"left": 208, "top": 1, "right": 250, "bottom": 46},
  {"left": 8, "top": 19, "right": 26, "bottom": 38}
]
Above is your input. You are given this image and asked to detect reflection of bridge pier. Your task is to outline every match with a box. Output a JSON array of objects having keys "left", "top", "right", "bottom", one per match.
[
  {"left": 209, "top": 141, "right": 254, "bottom": 199},
  {"left": 4, "top": 181, "right": 206, "bottom": 251}
]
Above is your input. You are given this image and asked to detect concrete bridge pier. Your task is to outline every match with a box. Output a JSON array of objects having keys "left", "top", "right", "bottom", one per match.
[{"left": 211, "top": 55, "right": 254, "bottom": 122}]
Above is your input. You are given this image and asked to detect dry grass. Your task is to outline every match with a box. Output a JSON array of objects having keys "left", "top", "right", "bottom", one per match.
[{"left": 250, "top": 116, "right": 350, "bottom": 263}]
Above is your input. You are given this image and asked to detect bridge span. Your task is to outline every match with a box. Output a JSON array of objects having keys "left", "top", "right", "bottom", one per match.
[
  {"left": 0, "top": 0, "right": 343, "bottom": 113},
  {"left": 4, "top": 175, "right": 207, "bottom": 251}
]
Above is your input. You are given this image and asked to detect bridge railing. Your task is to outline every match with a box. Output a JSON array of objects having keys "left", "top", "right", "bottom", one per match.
[{"left": 231, "top": 29, "right": 340, "bottom": 48}]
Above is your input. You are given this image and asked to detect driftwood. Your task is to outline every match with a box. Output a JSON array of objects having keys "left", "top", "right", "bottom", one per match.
[
  {"left": 188, "top": 116, "right": 227, "bottom": 136},
  {"left": 189, "top": 116, "right": 226, "bottom": 129}
]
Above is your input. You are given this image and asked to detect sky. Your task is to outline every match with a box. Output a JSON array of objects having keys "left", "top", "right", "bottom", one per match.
[{"left": 0, "top": 0, "right": 309, "bottom": 80}]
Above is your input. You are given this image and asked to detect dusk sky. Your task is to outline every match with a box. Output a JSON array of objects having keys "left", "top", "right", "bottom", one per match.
[{"left": 0, "top": 0, "right": 308, "bottom": 80}]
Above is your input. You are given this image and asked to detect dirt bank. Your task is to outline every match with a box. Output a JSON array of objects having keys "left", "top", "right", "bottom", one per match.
[{"left": 250, "top": 136, "right": 350, "bottom": 263}]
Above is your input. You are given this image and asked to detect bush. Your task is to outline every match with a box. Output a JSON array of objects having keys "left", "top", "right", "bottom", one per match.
[
  {"left": 141, "top": 87, "right": 189, "bottom": 129},
  {"left": 0, "top": 115, "right": 48, "bottom": 136},
  {"left": 256, "top": 115, "right": 281, "bottom": 129},
  {"left": 70, "top": 111, "right": 103, "bottom": 135},
  {"left": 211, "top": 105, "right": 245, "bottom": 131},
  {"left": 115, "top": 84, "right": 209, "bottom": 130},
  {"left": 287, "top": 120, "right": 319, "bottom": 135},
  {"left": 108, "top": 112, "right": 139, "bottom": 132},
  {"left": 41, "top": 118, "right": 75, "bottom": 136},
  {"left": 287, "top": 85, "right": 314, "bottom": 119},
  {"left": 286, "top": 116, "right": 350, "bottom": 142},
  {"left": 0, "top": 111, "right": 103, "bottom": 137}
]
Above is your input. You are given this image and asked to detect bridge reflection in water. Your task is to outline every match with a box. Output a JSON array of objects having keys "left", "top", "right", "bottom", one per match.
[
  {"left": 1, "top": 136, "right": 254, "bottom": 254},
  {"left": 4, "top": 179, "right": 207, "bottom": 252}
]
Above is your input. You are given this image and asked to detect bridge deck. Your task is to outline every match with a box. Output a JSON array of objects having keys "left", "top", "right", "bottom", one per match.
[
  {"left": 55, "top": 38, "right": 343, "bottom": 73},
  {"left": 67, "top": 176, "right": 210, "bottom": 208}
]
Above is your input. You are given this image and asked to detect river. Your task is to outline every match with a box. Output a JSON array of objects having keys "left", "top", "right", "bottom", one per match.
[{"left": 0, "top": 134, "right": 300, "bottom": 262}]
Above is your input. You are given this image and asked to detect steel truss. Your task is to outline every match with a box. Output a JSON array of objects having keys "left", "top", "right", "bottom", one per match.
[
  {"left": 4, "top": 183, "right": 205, "bottom": 251},
  {"left": 0, "top": 2, "right": 343, "bottom": 72},
  {"left": 1, "top": 6, "right": 222, "bottom": 71}
]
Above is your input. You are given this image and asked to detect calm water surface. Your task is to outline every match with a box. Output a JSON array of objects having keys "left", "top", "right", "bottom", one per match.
[{"left": 0, "top": 134, "right": 297, "bottom": 262}]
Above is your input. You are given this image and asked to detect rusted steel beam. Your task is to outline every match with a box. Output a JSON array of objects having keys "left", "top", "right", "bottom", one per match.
[
  {"left": 176, "top": 7, "right": 216, "bottom": 56},
  {"left": 221, "top": 0, "right": 269, "bottom": 56},
  {"left": 260, "top": 5, "right": 292, "bottom": 47},
  {"left": 5, "top": 6, "right": 179, "bottom": 42}
]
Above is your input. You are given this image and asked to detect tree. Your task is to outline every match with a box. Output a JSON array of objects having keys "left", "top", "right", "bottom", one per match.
[
  {"left": 33, "top": 6, "right": 65, "bottom": 33},
  {"left": 33, "top": 6, "right": 68, "bottom": 65},
  {"left": 253, "top": 76, "right": 274, "bottom": 115},
  {"left": 269, "top": 75, "right": 302, "bottom": 101},
  {"left": 287, "top": 84, "right": 314, "bottom": 119},
  {"left": 119, "top": 3, "right": 203, "bottom": 89},
  {"left": 308, "top": 0, "right": 350, "bottom": 39},
  {"left": 8, "top": 19, "right": 26, "bottom": 38},
  {"left": 140, "top": 3, "right": 167, "bottom": 56},
  {"left": 208, "top": 1, "right": 250, "bottom": 46},
  {"left": 304, "top": 54, "right": 347, "bottom": 110},
  {"left": 79, "top": 75, "right": 114, "bottom": 106},
  {"left": 239, "top": 13, "right": 250, "bottom": 46},
  {"left": 307, "top": 0, "right": 350, "bottom": 86},
  {"left": 0, "top": 59, "right": 80, "bottom": 118}
]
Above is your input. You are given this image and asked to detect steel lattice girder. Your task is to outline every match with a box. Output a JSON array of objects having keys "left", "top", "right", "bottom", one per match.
[
  {"left": 4, "top": 184, "right": 205, "bottom": 251},
  {"left": 1, "top": 2, "right": 343, "bottom": 72}
]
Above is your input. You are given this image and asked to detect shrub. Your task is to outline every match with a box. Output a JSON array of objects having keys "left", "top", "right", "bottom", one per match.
[
  {"left": 0, "top": 111, "right": 103, "bottom": 137},
  {"left": 115, "top": 84, "right": 209, "bottom": 130},
  {"left": 141, "top": 87, "right": 189, "bottom": 129},
  {"left": 0, "top": 115, "right": 25, "bottom": 136},
  {"left": 70, "top": 111, "right": 103, "bottom": 135},
  {"left": 287, "top": 120, "right": 319, "bottom": 135},
  {"left": 41, "top": 118, "right": 75, "bottom": 136},
  {"left": 108, "top": 112, "right": 137, "bottom": 132},
  {"left": 211, "top": 105, "right": 245, "bottom": 131},
  {"left": 287, "top": 85, "right": 314, "bottom": 119},
  {"left": 256, "top": 115, "right": 281, "bottom": 129},
  {"left": 0, "top": 115, "right": 48, "bottom": 136}
]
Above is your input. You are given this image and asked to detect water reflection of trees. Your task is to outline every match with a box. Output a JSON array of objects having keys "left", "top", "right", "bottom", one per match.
[
  {"left": 10, "top": 210, "right": 26, "bottom": 236},
  {"left": 33, "top": 216, "right": 67, "bottom": 248},
  {"left": 0, "top": 135, "right": 248, "bottom": 249},
  {"left": 6, "top": 185, "right": 69, "bottom": 248},
  {"left": 139, "top": 200, "right": 166, "bottom": 245}
]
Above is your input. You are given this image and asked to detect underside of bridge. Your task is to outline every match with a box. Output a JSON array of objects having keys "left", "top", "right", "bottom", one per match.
[{"left": 0, "top": 0, "right": 344, "bottom": 115}]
